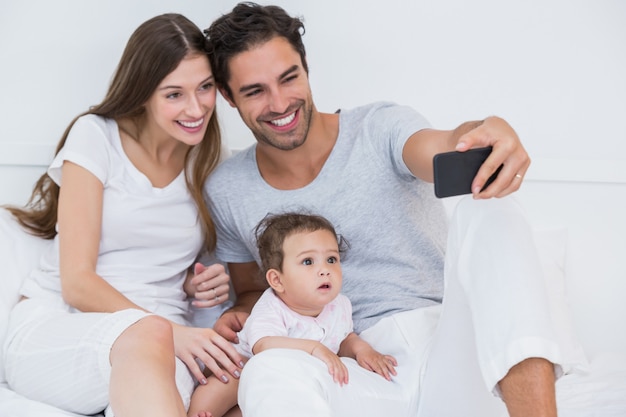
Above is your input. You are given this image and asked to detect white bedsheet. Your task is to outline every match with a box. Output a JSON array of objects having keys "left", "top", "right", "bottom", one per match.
[
  {"left": 0, "top": 382, "right": 94, "bottom": 417},
  {"left": 1, "top": 200, "right": 625, "bottom": 415},
  {"left": 1, "top": 354, "right": 624, "bottom": 416},
  {"left": 556, "top": 353, "right": 626, "bottom": 417}
]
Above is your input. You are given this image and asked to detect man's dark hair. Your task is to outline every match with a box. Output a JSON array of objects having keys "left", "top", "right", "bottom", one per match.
[{"left": 204, "top": 2, "right": 308, "bottom": 100}]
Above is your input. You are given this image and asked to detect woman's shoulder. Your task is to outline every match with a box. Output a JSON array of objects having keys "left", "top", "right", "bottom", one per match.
[
  {"left": 67, "top": 114, "right": 119, "bottom": 149},
  {"left": 73, "top": 113, "right": 114, "bottom": 129}
]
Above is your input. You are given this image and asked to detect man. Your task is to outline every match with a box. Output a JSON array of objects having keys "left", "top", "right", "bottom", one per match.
[{"left": 204, "top": 3, "right": 585, "bottom": 416}]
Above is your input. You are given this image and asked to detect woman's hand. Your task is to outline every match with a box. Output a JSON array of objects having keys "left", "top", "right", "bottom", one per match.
[
  {"left": 186, "top": 262, "right": 231, "bottom": 308},
  {"left": 171, "top": 323, "right": 245, "bottom": 385}
]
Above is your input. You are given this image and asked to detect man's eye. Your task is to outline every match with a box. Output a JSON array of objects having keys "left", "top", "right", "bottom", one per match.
[{"left": 284, "top": 74, "right": 298, "bottom": 83}]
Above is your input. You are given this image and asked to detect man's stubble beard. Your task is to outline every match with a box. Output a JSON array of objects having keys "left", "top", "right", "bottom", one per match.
[{"left": 253, "top": 99, "right": 312, "bottom": 151}]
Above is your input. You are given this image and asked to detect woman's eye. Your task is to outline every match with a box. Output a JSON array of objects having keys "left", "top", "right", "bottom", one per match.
[
  {"left": 166, "top": 92, "right": 181, "bottom": 99},
  {"left": 200, "top": 82, "right": 214, "bottom": 91}
]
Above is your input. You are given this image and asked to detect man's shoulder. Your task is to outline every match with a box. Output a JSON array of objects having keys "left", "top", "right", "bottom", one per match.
[
  {"left": 340, "top": 101, "right": 400, "bottom": 116},
  {"left": 339, "top": 101, "right": 415, "bottom": 126},
  {"left": 339, "top": 101, "right": 430, "bottom": 135}
]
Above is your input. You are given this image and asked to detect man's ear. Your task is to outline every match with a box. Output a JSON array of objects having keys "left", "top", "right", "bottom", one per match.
[
  {"left": 219, "top": 87, "right": 236, "bottom": 108},
  {"left": 266, "top": 269, "right": 285, "bottom": 293}
]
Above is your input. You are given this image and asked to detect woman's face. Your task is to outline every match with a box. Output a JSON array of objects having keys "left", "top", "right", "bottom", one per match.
[{"left": 144, "top": 53, "right": 217, "bottom": 146}]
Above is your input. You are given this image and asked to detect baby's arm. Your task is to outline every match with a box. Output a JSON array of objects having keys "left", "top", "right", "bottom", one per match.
[
  {"left": 338, "top": 332, "right": 398, "bottom": 381},
  {"left": 253, "top": 336, "right": 349, "bottom": 385}
]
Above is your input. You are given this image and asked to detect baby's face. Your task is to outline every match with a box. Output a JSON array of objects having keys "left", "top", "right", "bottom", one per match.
[{"left": 277, "top": 229, "right": 342, "bottom": 316}]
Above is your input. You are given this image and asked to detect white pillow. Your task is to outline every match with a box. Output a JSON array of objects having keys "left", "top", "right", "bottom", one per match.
[{"left": 0, "top": 208, "right": 52, "bottom": 383}]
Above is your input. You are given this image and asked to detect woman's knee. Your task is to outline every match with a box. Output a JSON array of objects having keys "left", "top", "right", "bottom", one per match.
[{"left": 111, "top": 314, "right": 173, "bottom": 360}]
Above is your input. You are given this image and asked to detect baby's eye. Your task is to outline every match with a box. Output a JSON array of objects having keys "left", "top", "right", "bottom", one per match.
[
  {"left": 327, "top": 256, "right": 338, "bottom": 264},
  {"left": 302, "top": 258, "right": 313, "bottom": 266}
]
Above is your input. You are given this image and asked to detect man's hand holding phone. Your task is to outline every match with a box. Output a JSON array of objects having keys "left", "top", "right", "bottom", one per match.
[{"left": 433, "top": 147, "right": 503, "bottom": 198}]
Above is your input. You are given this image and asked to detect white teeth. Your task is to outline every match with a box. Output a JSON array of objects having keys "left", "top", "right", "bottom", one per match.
[
  {"left": 178, "top": 118, "right": 203, "bottom": 128},
  {"left": 270, "top": 112, "right": 295, "bottom": 127}
]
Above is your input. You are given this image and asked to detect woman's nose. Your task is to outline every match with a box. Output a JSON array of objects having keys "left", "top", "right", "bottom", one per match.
[{"left": 186, "top": 95, "right": 203, "bottom": 117}]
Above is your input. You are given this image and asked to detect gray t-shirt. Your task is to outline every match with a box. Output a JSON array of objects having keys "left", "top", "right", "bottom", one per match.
[{"left": 206, "top": 102, "right": 448, "bottom": 333}]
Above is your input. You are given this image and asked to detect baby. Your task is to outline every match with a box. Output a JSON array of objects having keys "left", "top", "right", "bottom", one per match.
[{"left": 188, "top": 212, "right": 397, "bottom": 417}]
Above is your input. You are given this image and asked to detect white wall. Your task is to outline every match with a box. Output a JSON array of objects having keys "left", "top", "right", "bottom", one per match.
[{"left": 1, "top": 0, "right": 625, "bottom": 203}]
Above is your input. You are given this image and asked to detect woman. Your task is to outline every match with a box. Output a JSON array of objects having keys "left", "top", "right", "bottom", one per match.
[{"left": 2, "top": 13, "right": 243, "bottom": 417}]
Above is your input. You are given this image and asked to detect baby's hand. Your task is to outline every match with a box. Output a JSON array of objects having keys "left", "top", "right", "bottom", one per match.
[
  {"left": 355, "top": 348, "right": 398, "bottom": 381},
  {"left": 311, "top": 343, "right": 349, "bottom": 385}
]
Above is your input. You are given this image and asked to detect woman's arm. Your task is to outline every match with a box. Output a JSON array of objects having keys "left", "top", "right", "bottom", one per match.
[
  {"left": 58, "top": 161, "right": 244, "bottom": 385},
  {"left": 58, "top": 161, "right": 142, "bottom": 312}
]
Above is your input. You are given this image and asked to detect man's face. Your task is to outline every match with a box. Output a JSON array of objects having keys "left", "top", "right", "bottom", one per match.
[{"left": 223, "top": 36, "right": 313, "bottom": 151}]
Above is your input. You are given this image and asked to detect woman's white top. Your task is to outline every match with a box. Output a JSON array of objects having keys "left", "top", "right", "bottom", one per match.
[{"left": 21, "top": 114, "right": 203, "bottom": 323}]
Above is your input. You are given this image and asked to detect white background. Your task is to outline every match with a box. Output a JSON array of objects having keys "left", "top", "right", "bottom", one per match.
[{"left": 0, "top": 0, "right": 624, "bottom": 163}]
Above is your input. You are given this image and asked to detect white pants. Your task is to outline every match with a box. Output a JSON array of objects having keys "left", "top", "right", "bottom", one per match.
[
  {"left": 3, "top": 298, "right": 195, "bottom": 415},
  {"left": 238, "top": 197, "right": 588, "bottom": 417}
]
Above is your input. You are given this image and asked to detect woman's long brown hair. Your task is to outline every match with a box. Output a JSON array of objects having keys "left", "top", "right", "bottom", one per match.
[{"left": 4, "top": 13, "right": 221, "bottom": 252}]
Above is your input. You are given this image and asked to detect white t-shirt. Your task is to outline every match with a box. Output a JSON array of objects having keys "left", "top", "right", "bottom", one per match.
[
  {"left": 236, "top": 289, "right": 354, "bottom": 357},
  {"left": 21, "top": 114, "right": 203, "bottom": 323}
]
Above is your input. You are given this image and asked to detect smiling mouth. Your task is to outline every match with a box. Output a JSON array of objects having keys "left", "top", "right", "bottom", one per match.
[
  {"left": 269, "top": 111, "right": 296, "bottom": 127},
  {"left": 177, "top": 118, "right": 204, "bottom": 128}
]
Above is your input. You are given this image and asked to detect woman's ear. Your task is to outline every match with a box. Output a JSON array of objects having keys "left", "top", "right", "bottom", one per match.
[{"left": 266, "top": 269, "right": 285, "bottom": 293}]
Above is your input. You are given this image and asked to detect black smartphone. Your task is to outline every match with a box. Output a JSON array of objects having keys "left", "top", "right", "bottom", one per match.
[{"left": 432, "top": 146, "right": 503, "bottom": 198}]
